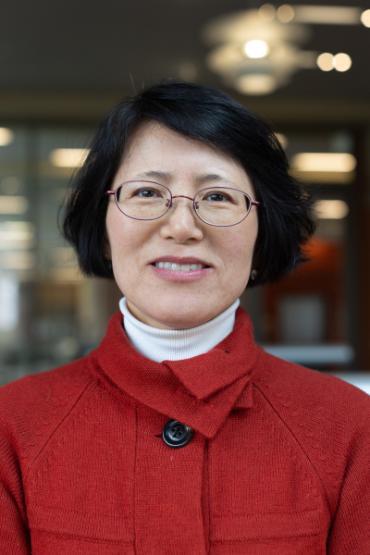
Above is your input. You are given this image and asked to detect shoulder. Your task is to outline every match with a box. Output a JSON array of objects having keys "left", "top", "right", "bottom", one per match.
[
  {"left": 0, "top": 357, "right": 95, "bottom": 462},
  {"left": 0, "top": 357, "right": 93, "bottom": 410},
  {"left": 255, "top": 350, "right": 370, "bottom": 423},
  {"left": 253, "top": 351, "right": 370, "bottom": 508},
  {"left": 253, "top": 351, "right": 370, "bottom": 450}
]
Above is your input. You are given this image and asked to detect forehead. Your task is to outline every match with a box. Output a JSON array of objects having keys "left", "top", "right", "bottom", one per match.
[{"left": 114, "top": 121, "right": 253, "bottom": 192}]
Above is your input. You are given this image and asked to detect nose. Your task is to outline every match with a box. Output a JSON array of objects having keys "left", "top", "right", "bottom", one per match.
[{"left": 159, "top": 196, "right": 204, "bottom": 243}]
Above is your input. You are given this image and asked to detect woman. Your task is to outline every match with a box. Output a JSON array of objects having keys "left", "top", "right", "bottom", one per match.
[{"left": 0, "top": 81, "right": 369, "bottom": 554}]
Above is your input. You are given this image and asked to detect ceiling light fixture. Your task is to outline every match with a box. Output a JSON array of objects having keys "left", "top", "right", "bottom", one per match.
[
  {"left": 316, "top": 52, "right": 352, "bottom": 72},
  {"left": 333, "top": 53, "right": 352, "bottom": 72},
  {"left": 258, "top": 4, "right": 276, "bottom": 21},
  {"left": 203, "top": 4, "right": 367, "bottom": 95},
  {"left": 243, "top": 39, "right": 270, "bottom": 59},
  {"left": 316, "top": 52, "right": 334, "bottom": 72},
  {"left": 289, "top": 5, "right": 360, "bottom": 25},
  {"left": 236, "top": 74, "right": 277, "bottom": 94},
  {"left": 361, "top": 9, "right": 370, "bottom": 27},
  {"left": 276, "top": 4, "right": 295, "bottom": 23}
]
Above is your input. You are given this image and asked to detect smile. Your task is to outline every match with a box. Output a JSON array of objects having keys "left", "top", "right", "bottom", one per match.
[{"left": 154, "top": 262, "right": 205, "bottom": 272}]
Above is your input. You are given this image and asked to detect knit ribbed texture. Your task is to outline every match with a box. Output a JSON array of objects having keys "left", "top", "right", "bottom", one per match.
[
  {"left": 119, "top": 296, "right": 240, "bottom": 362},
  {"left": 0, "top": 308, "right": 369, "bottom": 554}
]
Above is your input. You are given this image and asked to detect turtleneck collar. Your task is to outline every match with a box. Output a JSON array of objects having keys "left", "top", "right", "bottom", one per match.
[{"left": 119, "top": 297, "right": 240, "bottom": 362}]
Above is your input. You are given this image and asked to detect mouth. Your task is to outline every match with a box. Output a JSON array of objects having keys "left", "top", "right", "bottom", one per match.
[{"left": 150, "top": 257, "right": 211, "bottom": 274}]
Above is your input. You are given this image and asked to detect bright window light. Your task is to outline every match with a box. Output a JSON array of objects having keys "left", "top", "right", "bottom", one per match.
[
  {"left": 315, "top": 200, "right": 349, "bottom": 220},
  {"left": 243, "top": 39, "right": 270, "bottom": 59},
  {"left": 0, "top": 276, "right": 18, "bottom": 331},
  {"left": 291, "top": 153, "right": 356, "bottom": 173},
  {"left": 0, "top": 128, "right": 14, "bottom": 146},
  {"left": 0, "top": 221, "right": 34, "bottom": 243},
  {"left": 50, "top": 148, "right": 89, "bottom": 168},
  {"left": 0, "top": 196, "right": 28, "bottom": 215},
  {"left": 0, "top": 252, "right": 35, "bottom": 271}
]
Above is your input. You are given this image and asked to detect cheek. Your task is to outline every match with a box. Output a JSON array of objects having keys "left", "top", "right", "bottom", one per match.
[
  {"left": 221, "top": 228, "right": 257, "bottom": 282},
  {"left": 106, "top": 210, "right": 136, "bottom": 256},
  {"left": 223, "top": 229, "right": 256, "bottom": 261},
  {"left": 107, "top": 235, "right": 137, "bottom": 296}
]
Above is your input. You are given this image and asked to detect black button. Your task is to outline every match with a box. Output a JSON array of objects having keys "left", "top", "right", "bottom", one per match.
[{"left": 162, "top": 420, "right": 194, "bottom": 448}]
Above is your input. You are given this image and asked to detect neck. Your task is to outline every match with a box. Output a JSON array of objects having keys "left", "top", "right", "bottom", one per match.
[{"left": 119, "top": 297, "right": 240, "bottom": 362}]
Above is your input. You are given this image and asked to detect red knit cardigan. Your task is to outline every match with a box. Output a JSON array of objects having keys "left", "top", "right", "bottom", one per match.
[{"left": 0, "top": 308, "right": 369, "bottom": 554}]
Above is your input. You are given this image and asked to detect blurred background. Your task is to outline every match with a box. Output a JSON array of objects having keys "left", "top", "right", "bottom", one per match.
[{"left": 0, "top": 0, "right": 369, "bottom": 392}]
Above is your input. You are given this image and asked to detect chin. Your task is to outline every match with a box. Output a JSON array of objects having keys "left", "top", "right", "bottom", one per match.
[
  {"left": 158, "top": 311, "right": 214, "bottom": 330},
  {"left": 138, "top": 307, "right": 204, "bottom": 330},
  {"left": 127, "top": 299, "right": 216, "bottom": 329}
]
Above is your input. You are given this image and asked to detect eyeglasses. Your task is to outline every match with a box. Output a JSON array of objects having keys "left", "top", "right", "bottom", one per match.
[{"left": 106, "top": 180, "right": 260, "bottom": 227}]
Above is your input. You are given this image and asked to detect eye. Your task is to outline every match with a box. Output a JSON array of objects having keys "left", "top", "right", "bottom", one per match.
[
  {"left": 201, "top": 190, "right": 233, "bottom": 202},
  {"left": 124, "top": 182, "right": 167, "bottom": 200},
  {"left": 134, "top": 187, "right": 163, "bottom": 198}
]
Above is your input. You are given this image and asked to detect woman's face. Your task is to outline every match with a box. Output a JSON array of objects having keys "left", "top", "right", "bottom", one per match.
[{"left": 106, "top": 122, "right": 258, "bottom": 329}]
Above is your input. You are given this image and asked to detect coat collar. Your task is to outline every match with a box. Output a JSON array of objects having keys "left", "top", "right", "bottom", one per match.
[{"left": 91, "top": 308, "right": 260, "bottom": 439}]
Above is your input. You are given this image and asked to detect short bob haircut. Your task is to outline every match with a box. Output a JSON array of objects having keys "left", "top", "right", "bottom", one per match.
[{"left": 62, "top": 80, "right": 315, "bottom": 287}]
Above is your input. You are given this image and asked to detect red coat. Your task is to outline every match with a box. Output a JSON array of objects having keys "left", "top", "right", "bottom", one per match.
[{"left": 0, "top": 308, "right": 369, "bottom": 554}]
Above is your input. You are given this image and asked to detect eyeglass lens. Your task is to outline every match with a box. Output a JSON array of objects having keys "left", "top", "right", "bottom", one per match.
[{"left": 115, "top": 181, "right": 252, "bottom": 226}]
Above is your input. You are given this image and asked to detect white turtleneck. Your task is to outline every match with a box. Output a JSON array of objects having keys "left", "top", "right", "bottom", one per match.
[{"left": 119, "top": 297, "right": 240, "bottom": 362}]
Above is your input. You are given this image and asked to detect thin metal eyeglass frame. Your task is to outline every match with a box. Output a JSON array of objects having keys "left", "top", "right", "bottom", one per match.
[{"left": 106, "top": 180, "right": 260, "bottom": 227}]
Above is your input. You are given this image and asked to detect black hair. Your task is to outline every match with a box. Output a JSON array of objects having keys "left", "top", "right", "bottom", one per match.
[{"left": 62, "top": 80, "right": 315, "bottom": 286}]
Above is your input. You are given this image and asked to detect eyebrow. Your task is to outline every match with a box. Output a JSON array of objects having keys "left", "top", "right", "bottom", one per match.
[
  {"left": 134, "top": 170, "right": 231, "bottom": 184},
  {"left": 135, "top": 170, "right": 171, "bottom": 181}
]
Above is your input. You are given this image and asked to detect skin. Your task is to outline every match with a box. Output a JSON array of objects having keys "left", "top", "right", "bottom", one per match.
[{"left": 105, "top": 121, "right": 259, "bottom": 329}]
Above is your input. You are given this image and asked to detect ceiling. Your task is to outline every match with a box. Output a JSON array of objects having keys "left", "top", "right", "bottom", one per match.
[{"left": 1, "top": 0, "right": 370, "bottom": 123}]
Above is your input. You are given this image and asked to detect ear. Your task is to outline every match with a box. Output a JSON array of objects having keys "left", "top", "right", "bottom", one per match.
[{"left": 250, "top": 269, "right": 258, "bottom": 281}]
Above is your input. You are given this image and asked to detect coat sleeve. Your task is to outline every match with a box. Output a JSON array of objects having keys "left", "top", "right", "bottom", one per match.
[
  {"left": 0, "top": 424, "right": 31, "bottom": 554},
  {"left": 327, "top": 409, "right": 370, "bottom": 554}
]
